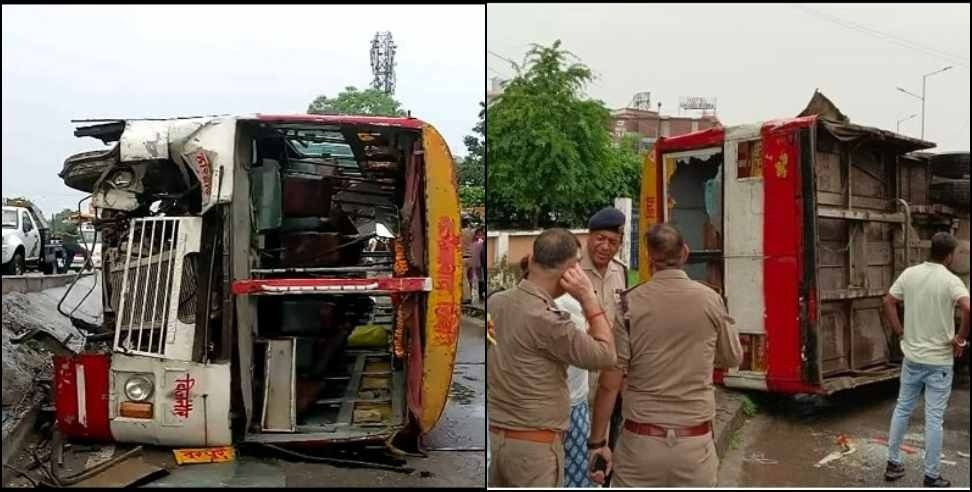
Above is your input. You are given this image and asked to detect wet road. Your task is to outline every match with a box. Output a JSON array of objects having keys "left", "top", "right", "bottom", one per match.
[
  {"left": 2, "top": 315, "right": 485, "bottom": 488},
  {"left": 719, "top": 369, "right": 970, "bottom": 487},
  {"left": 147, "top": 316, "right": 486, "bottom": 487}
]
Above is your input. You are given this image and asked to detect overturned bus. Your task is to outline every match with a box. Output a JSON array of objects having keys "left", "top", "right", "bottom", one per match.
[
  {"left": 54, "top": 114, "right": 463, "bottom": 449},
  {"left": 638, "top": 92, "right": 970, "bottom": 395}
]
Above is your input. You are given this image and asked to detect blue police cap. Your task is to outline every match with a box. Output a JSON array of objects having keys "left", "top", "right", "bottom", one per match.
[{"left": 588, "top": 207, "right": 625, "bottom": 233}]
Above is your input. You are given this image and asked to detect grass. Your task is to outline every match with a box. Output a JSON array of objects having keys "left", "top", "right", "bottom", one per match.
[
  {"left": 728, "top": 429, "right": 743, "bottom": 450},
  {"left": 740, "top": 394, "right": 759, "bottom": 418}
]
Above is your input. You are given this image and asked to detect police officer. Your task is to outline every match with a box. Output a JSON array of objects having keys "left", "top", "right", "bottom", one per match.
[
  {"left": 581, "top": 207, "right": 629, "bottom": 410},
  {"left": 488, "top": 228, "right": 618, "bottom": 487},
  {"left": 589, "top": 223, "right": 743, "bottom": 487}
]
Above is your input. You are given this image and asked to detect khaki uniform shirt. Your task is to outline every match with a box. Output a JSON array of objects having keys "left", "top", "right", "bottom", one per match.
[
  {"left": 614, "top": 269, "right": 742, "bottom": 427},
  {"left": 580, "top": 250, "right": 628, "bottom": 326},
  {"left": 487, "top": 280, "right": 617, "bottom": 431}
]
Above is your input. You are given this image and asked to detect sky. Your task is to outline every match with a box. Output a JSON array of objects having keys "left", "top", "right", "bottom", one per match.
[
  {"left": 2, "top": 4, "right": 485, "bottom": 216},
  {"left": 487, "top": 3, "right": 970, "bottom": 150}
]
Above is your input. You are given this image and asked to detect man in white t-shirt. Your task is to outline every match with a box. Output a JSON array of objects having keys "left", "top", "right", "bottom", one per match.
[
  {"left": 882, "top": 232, "right": 970, "bottom": 488},
  {"left": 555, "top": 293, "right": 594, "bottom": 488}
]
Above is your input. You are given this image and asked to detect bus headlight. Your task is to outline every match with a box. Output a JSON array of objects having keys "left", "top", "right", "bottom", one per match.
[{"left": 124, "top": 376, "right": 154, "bottom": 402}]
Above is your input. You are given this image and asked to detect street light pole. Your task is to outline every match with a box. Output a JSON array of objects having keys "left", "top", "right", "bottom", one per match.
[
  {"left": 897, "top": 65, "right": 952, "bottom": 140},
  {"left": 656, "top": 102, "right": 662, "bottom": 139},
  {"left": 896, "top": 113, "right": 918, "bottom": 134}
]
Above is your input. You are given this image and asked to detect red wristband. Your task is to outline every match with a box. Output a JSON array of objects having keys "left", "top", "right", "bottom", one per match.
[{"left": 587, "top": 310, "right": 606, "bottom": 324}]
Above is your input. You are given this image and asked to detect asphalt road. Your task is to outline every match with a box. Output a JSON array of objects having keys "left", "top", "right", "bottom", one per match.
[
  {"left": 2, "top": 315, "right": 485, "bottom": 488},
  {"left": 719, "top": 369, "right": 971, "bottom": 488}
]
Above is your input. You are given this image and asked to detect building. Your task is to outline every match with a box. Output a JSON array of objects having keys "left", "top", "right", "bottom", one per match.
[
  {"left": 486, "top": 77, "right": 507, "bottom": 106},
  {"left": 610, "top": 93, "right": 721, "bottom": 151},
  {"left": 611, "top": 108, "right": 722, "bottom": 151}
]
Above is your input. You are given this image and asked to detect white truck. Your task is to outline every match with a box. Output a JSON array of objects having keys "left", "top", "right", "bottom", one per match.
[
  {"left": 2, "top": 199, "right": 69, "bottom": 275},
  {"left": 71, "top": 222, "right": 102, "bottom": 271}
]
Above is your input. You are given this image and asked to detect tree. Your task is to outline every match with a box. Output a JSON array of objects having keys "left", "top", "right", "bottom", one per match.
[
  {"left": 458, "top": 101, "right": 486, "bottom": 208},
  {"left": 49, "top": 209, "right": 79, "bottom": 238},
  {"left": 486, "top": 41, "right": 627, "bottom": 228},
  {"left": 458, "top": 102, "right": 486, "bottom": 187},
  {"left": 459, "top": 184, "right": 484, "bottom": 208},
  {"left": 613, "top": 133, "right": 646, "bottom": 201},
  {"left": 307, "top": 86, "right": 405, "bottom": 116}
]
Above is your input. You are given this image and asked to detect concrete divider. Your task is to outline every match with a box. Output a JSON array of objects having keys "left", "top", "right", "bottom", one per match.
[{"left": 1, "top": 273, "right": 79, "bottom": 295}]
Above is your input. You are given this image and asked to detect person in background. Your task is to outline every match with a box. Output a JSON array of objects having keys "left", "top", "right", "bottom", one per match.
[
  {"left": 470, "top": 227, "right": 486, "bottom": 304},
  {"left": 581, "top": 207, "right": 629, "bottom": 457},
  {"left": 479, "top": 227, "right": 488, "bottom": 303},
  {"left": 518, "top": 254, "right": 593, "bottom": 488},
  {"left": 460, "top": 214, "right": 475, "bottom": 304},
  {"left": 882, "top": 232, "right": 970, "bottom": 488}
]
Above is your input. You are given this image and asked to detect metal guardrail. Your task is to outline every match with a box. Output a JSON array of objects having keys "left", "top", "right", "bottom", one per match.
[{"left": 1, "top": 273, "right": 80, "bottom": 296}]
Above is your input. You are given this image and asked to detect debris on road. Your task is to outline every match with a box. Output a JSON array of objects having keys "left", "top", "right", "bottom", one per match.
[
  {"left": 941, "top": 459, "right": 957, "bottom": 467},
  {"left": 814, "top": 451, "right": 841, "bottom": 468},
  {"left": 71, "top": 456, "right": 168, "bottom": 487},
  {"left": 815, "top": 436, "right": 858, "bottom": 468},
  {"left": 836, "top": 434, "right": 851, "bottom": 453},
  {"left": 173, "top": 446, "right": 235, "bottom": 465},
  {"left": 84, "top": 444, "right": 115, "bottom": 469},
  {"left": 957, "top": 451, "right": 970, "bottom": 459}
]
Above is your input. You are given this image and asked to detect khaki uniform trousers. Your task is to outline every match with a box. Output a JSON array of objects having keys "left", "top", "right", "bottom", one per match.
[
  {"left": 488, "top": 430, "right": 565, "bottom": 488},
  {"left": 611, "top": 427, "right": 719, "bottom": 487}
]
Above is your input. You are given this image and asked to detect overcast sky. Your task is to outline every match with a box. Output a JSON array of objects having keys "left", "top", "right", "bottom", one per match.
[
  {"left": 488, "top": 3, "right": 970, "bottom": 149},
  {"left": 2, "top": 4, "right": 484, "bottom": 215}
]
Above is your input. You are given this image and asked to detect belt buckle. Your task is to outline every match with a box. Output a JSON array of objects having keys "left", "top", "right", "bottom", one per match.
[{"left": 665, "top": 428, "right": 678, "bottom": 448}]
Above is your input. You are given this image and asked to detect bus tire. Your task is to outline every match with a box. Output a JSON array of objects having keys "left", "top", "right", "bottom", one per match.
[{"left": 930, "top": 152, "right": 970, "bottom": 179}]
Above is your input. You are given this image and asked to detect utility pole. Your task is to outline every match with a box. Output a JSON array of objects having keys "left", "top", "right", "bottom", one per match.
[
  {"left": 896, "top": 113, "right": 918, "bottom": 134},
  {"left": 656, "top": 102, "right": 663, "bottom": 139},
  {"left": 896, "top": 65, "right": 952, "bottom": 140}
]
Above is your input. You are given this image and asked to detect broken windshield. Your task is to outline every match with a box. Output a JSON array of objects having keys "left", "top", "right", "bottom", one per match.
[{"left": 2, "top": 209, "right": 17, "bottom": 228}]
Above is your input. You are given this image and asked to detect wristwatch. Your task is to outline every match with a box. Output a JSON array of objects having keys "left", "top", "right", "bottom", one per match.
[
  {"left": 587, "top": 439, "right": 607, "bottom": 450},
  {"left": 957, "top": 338, "right": 969, "bottom": 348}
]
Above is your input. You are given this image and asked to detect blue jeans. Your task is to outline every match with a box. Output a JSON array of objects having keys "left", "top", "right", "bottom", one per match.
[{"left": 887, "top": 358, "right": 954, "bottom": 478}]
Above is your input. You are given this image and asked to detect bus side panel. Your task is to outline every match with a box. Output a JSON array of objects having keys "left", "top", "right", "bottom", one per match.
[
  {"left": 108, "top": 354, "right": 232, "bottom": 447},
  {"left": 799, "top": 127, "right": 822, "bottom": 387},
  {"left": 761, "top": 123, "right": 818, "bottom": 394},
  {"left": 638, "top": 148, "right": 660, "bottom": 283},
  {"left": 721, "top": 125, "right": 768, "bottom": 391},
  {"left": 54, "top": 354, "right": 113, "bottom": 442},
  {"left": 419, "top": 125, "right": 462, "bottom": 433}
]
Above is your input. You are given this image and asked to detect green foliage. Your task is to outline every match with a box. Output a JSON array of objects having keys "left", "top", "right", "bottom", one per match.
[
  {"left": 458, "top": 102, "right": 486, "bottom": 187},
  {"left": 729, "top": 429, "right": 743, "bottom": 450},
  {"left": 741, "top": 395, "right": 759, "bottom": 418},
  {"left": 486, "top": 41, "right": 635, "bottom": 228},
  {"left": 614, "top": 133, "right": 646, "bottom": 200},
  {"left": 49, "top": 209, "right": 78, "bottom": 237},
  {"left": 307, "top": 86, "right": 405, "bottom": 116},
  {"left": 459, "top": 185, "right": 485, "bottom": 207}
]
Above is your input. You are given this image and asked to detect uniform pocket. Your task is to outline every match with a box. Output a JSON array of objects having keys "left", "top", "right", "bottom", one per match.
[
  {"left": 507, "top": 439, "right": 559, "bottom": 487},
  {"left": 697, "top": 437, "right": 717, "bottom": 465}
]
